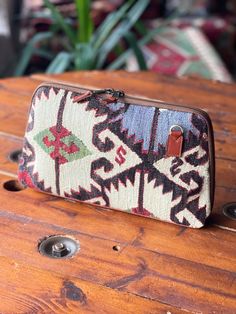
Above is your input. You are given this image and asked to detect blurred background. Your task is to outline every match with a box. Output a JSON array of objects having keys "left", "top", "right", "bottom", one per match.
[{"left": 1, "top": 0, "right": 236, "bottom": 83}]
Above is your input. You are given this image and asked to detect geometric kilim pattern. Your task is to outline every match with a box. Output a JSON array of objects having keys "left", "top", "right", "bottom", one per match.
[{"left": 18, "top": 85, "right": 212, "bottom": 228}]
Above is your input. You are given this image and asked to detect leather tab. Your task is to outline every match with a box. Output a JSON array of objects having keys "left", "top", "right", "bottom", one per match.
[
  {"left": 101, "top": 94, "right": 117, "bottom": 104},
  {"left": 166, "top": 129, "right": 183, "bottom": 157}
]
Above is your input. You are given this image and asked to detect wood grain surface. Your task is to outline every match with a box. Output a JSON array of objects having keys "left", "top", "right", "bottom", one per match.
[{"left": 0, "top": 71, "right": 235, "bottom": 313}]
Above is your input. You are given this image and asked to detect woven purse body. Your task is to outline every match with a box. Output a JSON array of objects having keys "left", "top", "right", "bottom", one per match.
[{"left": 18, "top": 82, "right": 215, "bottom": 228}]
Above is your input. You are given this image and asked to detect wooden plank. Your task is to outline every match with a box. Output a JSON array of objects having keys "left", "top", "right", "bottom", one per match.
[
  {"left": 214, "top": 131, "right": 236, "bottom": 161},
  {"left": 0, "top": 101, "right": 29, "bottom": 137},
  {"left": 32, "top": 71, "right": 236, "bottom": 98},
  {"left": 216, "top": 159, "right": 236, "bottom": 189},
  {"left": 0, "top": 132, "right": 22, "bottom": 177},
  {"left": 0, "top": 173, "right": 235, "bottom": 273},
  {"left": 0, "top": 74, "right": 236, "bottom": 144},
  {"left": 0, "top": 77, "right": 39, "bottom": 95},
  {"left": 5, "top": 71, "right": 236, "bottom": 113},
  {"left": 0, "top": 187, "right": 235, "bottom": 313},
  {"left": 0, "top": 256, "right": 178, "bottom": 314},
  {"left": 0, "top": 77, "right": 40, "bottom": 137}
]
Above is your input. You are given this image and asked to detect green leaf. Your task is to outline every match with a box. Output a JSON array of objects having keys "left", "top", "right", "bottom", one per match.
[
  {"left": 75, "top": 0, "right": 93, "bottom": 43},
  {"left": 134, "top": 20, "right": 149, "bottom": 36},
  {"left": 92, "top": 11, "right": 114, "bottom": 44},
  {"left": 31, "top": 11, "right": 51, "bottom": 19},
  {"left": 113, "top": 43, "right": 125, "bottom": 57},
  {"left": 96, "top": 0, "right": 150, "bottom": 69},
  {"left": 33, "top": 48, "right": 54, "bottom": 60},
  {"left": 92, "top": 0, "right": 134, "bottom": 50},
  {"left": 74, "top": 43, "right": 95, "bottom": 70},
  {"left": 125, "top": 32, "right": 147, "bottom": 70},
  {"left": 46, "top": 52, "right": 72, "bottom": 73},
  {"left": 14, "top": 31, "right": 53, "bottom": 76},
  {"left": 44, "top": 0, "right": 76, "bottom": 45},
  {"left": 107, "top": 18, "right": 176, "bottom": 70}
]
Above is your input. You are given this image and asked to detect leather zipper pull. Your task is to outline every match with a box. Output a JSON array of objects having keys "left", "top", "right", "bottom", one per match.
[
  {"left": 73, "top": 90, "right": 93, "bottom": 103},
  {"left": 166, "top": 125, "right": 183, "bottom": 157}
]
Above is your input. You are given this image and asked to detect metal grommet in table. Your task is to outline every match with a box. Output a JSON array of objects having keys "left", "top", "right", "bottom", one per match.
[
  {"left": 222, "top": 203, "right": 236, "bottom": 220},
  {"left": 38, "top": 235, "right": 80, "bottom": 259},
  {"left": 8, "top": 149, "right": 22, "bottom": 163}
]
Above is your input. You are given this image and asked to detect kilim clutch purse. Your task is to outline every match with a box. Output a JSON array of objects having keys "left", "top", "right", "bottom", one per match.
[{"left": 18, "top": 82, "right": 215, "bottom": 228}]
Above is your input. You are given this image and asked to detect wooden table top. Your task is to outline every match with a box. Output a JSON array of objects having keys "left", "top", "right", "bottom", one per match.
[{"left": 0, "top": 71, "right": 235, "bottom": 313}]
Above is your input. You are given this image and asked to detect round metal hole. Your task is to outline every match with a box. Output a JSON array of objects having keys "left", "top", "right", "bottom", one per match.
[
  {"left": 222, "top": 203, "right": 236, "bottom": 220},
  {"left": 3, "top": 180, "right": 25, "bottom": 192},
  {"left": 8, "top": 149, "right": 22, "bottom": 163},
  {"left": 38, "top": 235, "right": 79, "bottom": 259},
  {"left": 112, "top": 245, "right": 120, "bottom": 252},
  {"left": 169, "top": 125, "right": 183, "bottom": 134}
]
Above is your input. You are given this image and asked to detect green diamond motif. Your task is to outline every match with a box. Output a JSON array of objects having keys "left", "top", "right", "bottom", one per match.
[{"left": 34, "top": 125, "right": 92, "bottom": 164}]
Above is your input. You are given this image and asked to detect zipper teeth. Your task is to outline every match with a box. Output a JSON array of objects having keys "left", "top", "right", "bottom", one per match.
[{"left": 34, "top": 81, "right": 215, "bottom": 205}]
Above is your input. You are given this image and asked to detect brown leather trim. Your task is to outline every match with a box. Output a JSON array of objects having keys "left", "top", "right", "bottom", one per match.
[
  {"left": 30, "top": 81, "right": 215, "bottom": 210},
  {"left": 166, "top": 130, "right": 183, "bottom": 157}
]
